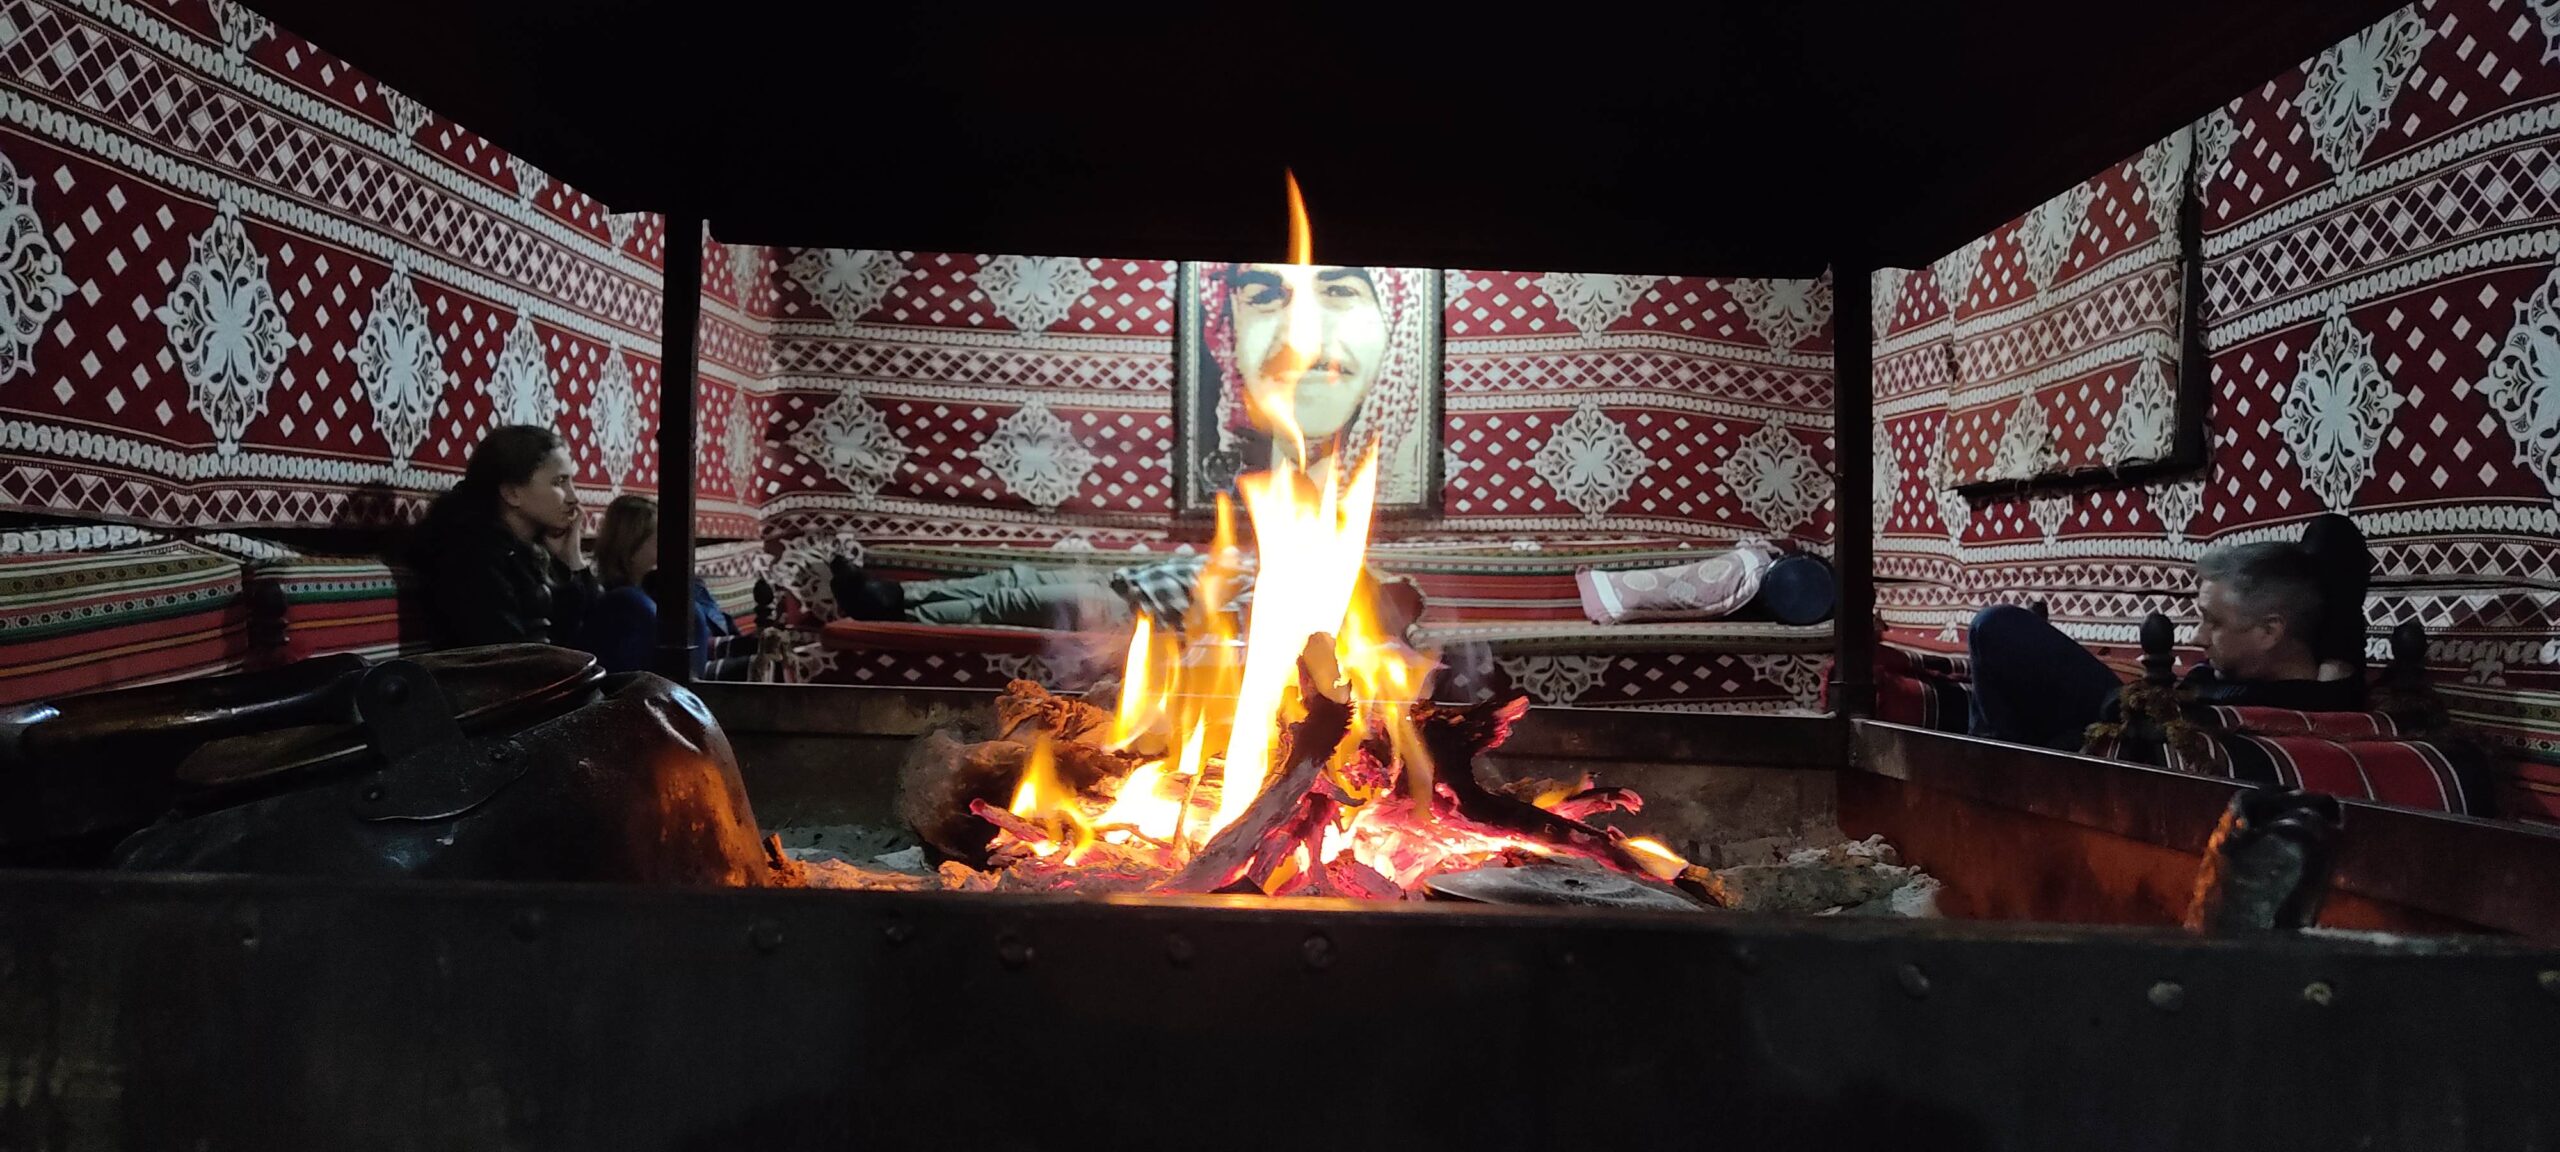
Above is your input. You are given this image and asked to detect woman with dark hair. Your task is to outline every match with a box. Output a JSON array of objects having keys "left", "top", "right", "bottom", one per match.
[
  {"left": 410, "top": 424, "right": 599, "bottom": 649},
  {"left": 574, "top": 494, "right": 739, "bottom": 676}
]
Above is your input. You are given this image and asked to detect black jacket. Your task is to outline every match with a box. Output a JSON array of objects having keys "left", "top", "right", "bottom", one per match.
[
  {"left": 2173, "top": 663, "right": 2366, "bottom": 712},
  {"left": 418, "top": 525, "right": 600, "bottom": 649}
]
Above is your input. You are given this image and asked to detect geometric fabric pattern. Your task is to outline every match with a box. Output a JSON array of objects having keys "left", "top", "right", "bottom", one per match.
[
  {"left": 0, "top": 0, "right": 767, "bottom": 537},
  {"left": 1873, "top": 0, "right": 2560, "bottom": 786}
]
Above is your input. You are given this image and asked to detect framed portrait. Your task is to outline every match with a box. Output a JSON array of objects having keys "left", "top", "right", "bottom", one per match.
[{"left": 1173, "top": 261, "right": 1443, "bottom": 515}]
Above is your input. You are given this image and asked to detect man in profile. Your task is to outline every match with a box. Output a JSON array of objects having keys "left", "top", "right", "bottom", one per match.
[{"left": 1965, "top": 515, "right": 2371, "bottom": 751}]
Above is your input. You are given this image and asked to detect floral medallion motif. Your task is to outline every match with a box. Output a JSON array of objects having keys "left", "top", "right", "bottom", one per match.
[
  {"left": 1726, "top": 273, "right": 1833, "bottom": 350},
  {"left": 1495, "top": 654, "right": 1611, "bottom": 705},
  {"left": 157, "top": 196, "right": 290, "bottom": 455},
  {"left": 2297, "top": 8, "right": 2430, "bottom": 179},
  {"left": 1720, "top": 423, "right": 1828, "bottom": 534},
  {"left": 2276, "top": 309, "right": 2403, "bottom": 511},
  {"left": 2021, "top": 182, "right": 2095, "bottom": 292},
  {"left": 1988, "top": 393, "right": 2056, "bottom": 482},
  {"left": 1529, "top": 401, "right": 1653, "bottom": 520},
  {"left": 588, "top": 347, "right": 646, "bottom": 490},
  {"left": 2150, "top": 478, "right": 2204, "bottom": 546},
  {"left": 974, "top": 400, "right": 1097, "bottom": 510},
  {"left": 0, "top": 152, "right": 75, "bottom": 383},
  {"left": 2133, "top": 128, "right": 2193, "bottom": 233},
  {"left": 974, "top": 255, "right": 1095, "bottom": 334},
  {"left": 484, "top": 309, "right": 561, "bottom": 430},
  {"left": 2482, "top": 262, "right": 2560, "bottom": 507},
  {"left": 1739, "top": 653, "right": 1827, "bottom": 709},
  {"left": 1536, "top": 272, "right": 1652, "bottom": 340},
  {"left": 1933, "top": 238, "right": 1983, "bottom": 312},
  {"left": 2099, "top": 352, "right": 2178, "bottom": 467},
  {"left": 351, "top": 260, "right": 447, "bottom": 467},
  {"left": 788, "top": 248, "right": 905, "bottom": 324},
  {"left": 790, "top": 391, "right": 910, "bottom": 497}
]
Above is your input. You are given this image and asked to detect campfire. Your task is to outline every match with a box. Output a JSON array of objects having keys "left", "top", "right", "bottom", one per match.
[{"left": 782, "top": 175, "right": 1729, "bottom": 907}]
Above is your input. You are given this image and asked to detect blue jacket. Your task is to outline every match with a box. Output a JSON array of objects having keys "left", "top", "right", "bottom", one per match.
[{"left": 578, "top": 578, "right": 735, "bottom": 676}]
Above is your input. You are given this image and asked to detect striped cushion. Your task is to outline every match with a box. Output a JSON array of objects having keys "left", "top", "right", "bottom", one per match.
[
  {"left": 695, "top": 540, "right": 771, "bottom": 634},
  {"left": 819, "top": 618, "right": 1054, "bottom": 655},
  {"left": 0, "top": 542, "right": 251, "bottom": 705},
  {"left": 2170, "top": 731, "right": 2491, "bottom": 816},
  {"left": 242, "top": 555, "right": 427, "bottom": 666},
  {"left": 2095, "top": 706, "right": 2499, "bottom": 818},
  {"left": 2507, "top": 761, "right": 2560, "bottom": 824}
]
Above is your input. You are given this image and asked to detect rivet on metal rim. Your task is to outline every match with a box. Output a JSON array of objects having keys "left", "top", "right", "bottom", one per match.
[
  {"left": 2301, "top": 981, "right": 2334, "bottom": 1007},
  {"left": 2539, "top": 970, "right": 2560, "bottom": 998},
  {"left": 749, "top": 920, "right": 784, "bottom": 954},
  {"left": 1897, "top": 962, "right": 1931, "bottom": 999},
  {"left": 509, "top": 908, "right": 547, "bottom": 942},
  {"left": 1301, "top": 933, "right": 1335, "bottom": 971},
  {"left": 1165, "top": 933, "right": 1196, "bottom": 967},
  {"left": 2148, "top": 980, "right": 2185, "bottom": 1012},
  {"left": 997, "top": 935, "right": 1035, "bottom": 970}
]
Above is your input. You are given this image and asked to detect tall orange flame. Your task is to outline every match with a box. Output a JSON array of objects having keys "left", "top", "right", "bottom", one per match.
[{"left": 985, "top": 170, "right": 1682, "bottom": 899}]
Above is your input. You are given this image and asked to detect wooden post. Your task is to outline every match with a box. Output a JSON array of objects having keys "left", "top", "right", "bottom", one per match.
[
  {"left": 654, "top": 212, "right": 704, "bottom": 683},
  {"left": 1831, "top": 262, "right": 1876, "bottom": 720}
]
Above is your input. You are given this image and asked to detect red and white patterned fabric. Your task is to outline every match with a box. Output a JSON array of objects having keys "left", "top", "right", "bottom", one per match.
[
  {"left": 762, "top": 262, "right": 1837, "bottom": 556},
  {"left": 1875, "top": 0, "right": 2560, "bottom": 810},
  {"left": 1929, "top": 134, "right": 2194, "bottom": 486},
  {"left": 0, "top": 0, "right": 768, "bottom": 538}
]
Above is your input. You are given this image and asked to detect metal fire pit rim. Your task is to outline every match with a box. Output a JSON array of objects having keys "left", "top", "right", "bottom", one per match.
[{"left": 8, "top": 868, "right": 2550, "bottom": 963}]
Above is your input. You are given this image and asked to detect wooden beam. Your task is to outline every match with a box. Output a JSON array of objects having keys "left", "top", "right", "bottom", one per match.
[
  {"left": 1830, "top": 262, "right": 1876, "bottom": 720},
  {"left": 653, "top": 212, "right": 704, "bottom": 683}
]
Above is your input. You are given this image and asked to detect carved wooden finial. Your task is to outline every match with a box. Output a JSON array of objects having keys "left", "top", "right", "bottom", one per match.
[{"left": 2139, "top": 611, "right": 2177, "bottom": 687}]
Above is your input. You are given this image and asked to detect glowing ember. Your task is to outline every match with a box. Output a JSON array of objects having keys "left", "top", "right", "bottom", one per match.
[{"left": 969, "top": 174, "right": 1703, "bottom": 903}]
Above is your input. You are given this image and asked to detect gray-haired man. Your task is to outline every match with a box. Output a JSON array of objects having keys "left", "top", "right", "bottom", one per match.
[{"left": 1966, "top": 514, "right": 2370, "bottom": 751}]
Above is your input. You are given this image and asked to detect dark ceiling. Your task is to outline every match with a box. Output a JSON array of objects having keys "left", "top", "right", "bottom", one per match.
[{"left": 245, "top": 1, "right": 2404, "bottom": 277}]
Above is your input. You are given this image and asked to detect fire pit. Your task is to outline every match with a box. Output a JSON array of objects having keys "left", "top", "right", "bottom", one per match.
[{"left": 763, "top": 180, "right": 1925, "bottom": 914}]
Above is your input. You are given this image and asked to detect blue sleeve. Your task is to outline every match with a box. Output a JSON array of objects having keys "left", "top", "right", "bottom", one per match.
[
  {"left": 692, "top": 578, "right": 737, "bottom": 637},
  {"left": 578, "top": 585, "right": 658, "bottom": 674}
]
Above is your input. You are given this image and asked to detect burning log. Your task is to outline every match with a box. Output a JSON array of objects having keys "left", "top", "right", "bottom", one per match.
[
  {"left": 897, "top": 684, "right": 1148, "bottom": 866},
  {"left": 1497, "top": 773, "right": 1644, "bottom": 822},
  {"left": 1416, "top": 696, "right": 1645, "bottom": 869},
  {"left": 994, "top": 679, "right": 1113, "bottom": 746},
  {"left": 1159, "top": 660, "right": 1354, "bottom": 894},
  {"left": 898, "top": 733, "right": 1029, "bottom": 865}
]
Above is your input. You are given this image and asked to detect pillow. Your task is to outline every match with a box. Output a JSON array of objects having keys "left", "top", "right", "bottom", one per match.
[{"left": 1574, "top": 548, "right": 1770, "bottom": 625}]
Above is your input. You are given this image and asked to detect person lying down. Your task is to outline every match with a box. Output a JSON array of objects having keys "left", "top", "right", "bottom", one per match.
[{"left": 828, "top": 553, "right": 1423, "bottom": 641}]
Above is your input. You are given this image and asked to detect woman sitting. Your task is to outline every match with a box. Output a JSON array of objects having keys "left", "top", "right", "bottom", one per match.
[
  {"left": 576, "top": 494, "right": 748, "bottom": 678},
  {"left": 410, "top": 425, "right": 598, "bottom": 649}
]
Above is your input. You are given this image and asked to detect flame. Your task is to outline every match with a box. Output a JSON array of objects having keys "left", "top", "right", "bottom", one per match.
[
  {"left": 1106, "top": 616, "right": 1162, "bottom": 749},
  {"left": 965, "top": 174, "right": 1673, "bottom": 901},
  {"left": 1007, "top": 735, "right": 1094, "bottom": 862},
  {"left": 1206, "top": 451, "right": 1379, "bottom": 839},
  {"left": 1093, "top": 761, "right": 1182, "bottom": 844},
  {"left": 1619, "top": 836, "right": 1690, "bottom": 881},
  {"left": 1241, "top": 170, "right": 1327, "bottom": 467},
  {"left": 1285, "top": 168, "right": 1312, "bottom": 265}
]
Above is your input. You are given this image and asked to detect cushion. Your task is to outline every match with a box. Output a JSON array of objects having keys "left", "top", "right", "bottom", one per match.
[
  {"left": 2506, "top": 761, "right": 2560, "bottom": 825},
  {"left": 1840, "top": 642, "right": 1973, "bottom": 733},
  {"left": 695, "top": 540, "right": 771, "bottom": 634},
  {"left": 243, "top": 555, "right": 427, "bottom": 667},
  {"left": 820, "top": 618, "right": 1056, "bottom": 656},
  {"left": 1574, "top": 549, "right": 1770, "bottom": 625},
  {"left": 0, "top": 542, "right": 251, "bottom": 705},
  {"left": 1411, "top": 618, "right": 1829, "bottom": 655},
  {"left": 2087, "top": 705, "right": 2497, "bottom": 818}
]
